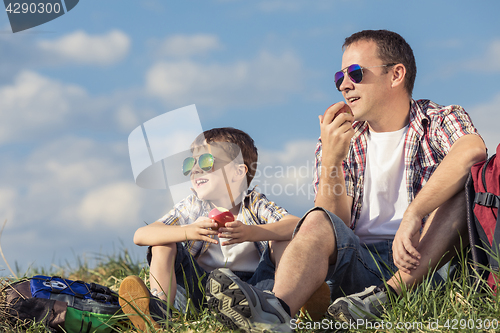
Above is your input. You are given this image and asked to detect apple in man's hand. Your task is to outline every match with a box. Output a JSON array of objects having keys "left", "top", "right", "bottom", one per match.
[
  {"left": 324, "top": 102, "right": 353, "bottom": 121},
  {"left": 209, "top": 207, "right": 235, "bottom": 230}
]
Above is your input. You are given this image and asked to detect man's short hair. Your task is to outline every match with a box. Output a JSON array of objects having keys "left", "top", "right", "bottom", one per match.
[
  {"left": 192, "top": 127, "right": 258, "bottom": 187},
  {"left": 343, "top": 29, "right": 417, "bottom": 97}
]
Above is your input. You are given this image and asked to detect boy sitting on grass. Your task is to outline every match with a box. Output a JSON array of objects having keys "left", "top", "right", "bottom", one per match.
[{"left": 119, "top": 127, "right": 299, "bottom": 331}]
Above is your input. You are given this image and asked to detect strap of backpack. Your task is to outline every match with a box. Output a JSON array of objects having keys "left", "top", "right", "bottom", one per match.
[
  {"left": 480, "top": 154, "right": 495, "bottom": 192},
  {"left": 477, "top": 153, "right": 500, "bottom": 271},
  {"left": 492, "top": 212, "right": 500, "bottom": 271},
  {"left": 474, "top": 192, "right": 500, "bottom": 209}
]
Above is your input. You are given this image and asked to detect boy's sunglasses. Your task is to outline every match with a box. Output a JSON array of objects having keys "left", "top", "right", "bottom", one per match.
[
  {"left": 334, "top": 63, "right": 396, "bottom": 91},
  {"left": 183, "top": 153, "right": 215, "bottom": 176}
]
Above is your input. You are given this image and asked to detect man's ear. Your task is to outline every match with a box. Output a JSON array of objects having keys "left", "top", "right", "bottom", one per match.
[{"left": 391, "top": 64, "right": 406, "bottom": 89}]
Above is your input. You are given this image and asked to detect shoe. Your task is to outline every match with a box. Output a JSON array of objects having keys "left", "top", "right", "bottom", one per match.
[
  {"left": 206, "top": 268, "right": 292, "bottom": 333},
  {"left": 119, "top": 276, "right": 170, "bottom": 331},
  {"left": 327, "top": 284, "right": 390, "bottom": 322}
]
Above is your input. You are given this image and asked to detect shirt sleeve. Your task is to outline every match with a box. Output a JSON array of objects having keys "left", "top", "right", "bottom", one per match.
[
  {"left": 343, "top": 157, "right": 355, "bottom": 198},
  {"left": 155, "top": 195, "right": 194, "bottom": 226},
  {"left": 313, "top": 138, "right": 322, "bottom": 198},
  {"left": 314, "top": 137, "right": 356, "bottom": 199},
  {"left": 433, "top": 105, "right": 480, "bottom": 154},
  {"left": 251, "top": 192, "right": 289, "bottom": 225}
]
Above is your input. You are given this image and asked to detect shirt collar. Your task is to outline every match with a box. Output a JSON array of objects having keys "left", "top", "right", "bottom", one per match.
[
  {"left": 351, "top": 99, "right": 429, "bottom": 139},
  {"left": 191, "top": 186, "right": 252, "bottom": 211},
  {"left": 408, "top": 99, "right": 430, "bottom": 137}
]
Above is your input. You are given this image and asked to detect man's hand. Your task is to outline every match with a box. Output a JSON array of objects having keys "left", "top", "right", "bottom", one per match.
[
  {"left": 318, "top": 102, "right": 354, "bottom": 166},
  {"left": 182, "top": 217, "right": 219, "bottom": 244},
  {"left": 314, "top": 102, "right": 355, "bottom": 224},
  {"left": 218, "top": 220, "right": 253, "bottom": 246},
  {"left": 393, "top": 212, "right": 422, "bottom": 274}
]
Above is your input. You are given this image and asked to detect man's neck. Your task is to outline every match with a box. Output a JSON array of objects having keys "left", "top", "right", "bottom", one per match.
[{"left": 368, "top": 98, "right": 411, "bottom": 133}]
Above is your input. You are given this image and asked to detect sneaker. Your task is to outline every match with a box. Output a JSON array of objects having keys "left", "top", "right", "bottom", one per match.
[
  {"left": 327, "top": 284, "right": 390, "bottom": 322},
  {"left": 119, "top": 275, "right": 170, "bottom": 331},
  {"left": 206, "top": 268, "right": 292, "bottom": 333}
]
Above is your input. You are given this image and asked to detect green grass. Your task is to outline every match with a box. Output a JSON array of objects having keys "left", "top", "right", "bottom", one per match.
[{"left": 1, "top": 247, "right": 499, "bottom": 332}]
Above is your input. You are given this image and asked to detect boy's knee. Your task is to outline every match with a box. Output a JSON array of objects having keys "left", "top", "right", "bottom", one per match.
[
  {"left": 151, "top": 243, "right": 177, "bottom": 258},
  {"left": 269, "top": 239, "right": 290, "bottom": 253},
  {"left": 268, "top": 240, "right": 290, "bottom": 267}
]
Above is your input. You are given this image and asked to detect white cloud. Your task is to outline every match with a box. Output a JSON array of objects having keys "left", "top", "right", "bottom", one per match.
[
  {"left": 0, "top": 71, "right": 153, "bottom": 145},
  {"left": 115, "top": 104, "right": 141, "bottom": 131},
  {"left": 145, "top": 51, "right": 304, "bottom": 108},
  {"left": 141, "top": 0, "right": 167, "bottom": 12},
  {"left": 158, "top": 34, "right": 222, "bottom": 58},
  {"left": 38, "top": 30, "right": 131, "bottom": 65},
  {"left": 481, "top": 40, "right": 500, "bottom": 71},
  {"left": 0, "top": 135, "right": 168, "bottom": 271},
  {"left": 252, "top": 140, "right": 317, "bottom": 216},
  {"left": 2, "top": 137, "right": 133, "bottom": 230},
  {"left": 0, "top": 188, "right": 17, "bottom": 226},
  {"left": 77, "top": 182, "right": 143, "bottom": 228},
  {"left": 0, "top": 71, "right": 87, "bottom": 145},
  {"left": 468, "top": 93, "right": 500, "bottom": 153},
  {"left": 462, "top": 39, "right": 500, "bottom": 72},
  {"left": 23, "top": 137, "right": 130, "bottom": 190}
]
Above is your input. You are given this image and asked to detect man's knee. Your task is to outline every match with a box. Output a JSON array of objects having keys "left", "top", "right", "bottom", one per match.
[
  {"left": 297, "top": 209, "right": 335, "bottom": 235},
  {"left": 426, "top": 190, "right": 467, "bottom": 233},
  {"left": 296, "top": 209, "right": 339, "bottom": 264}
]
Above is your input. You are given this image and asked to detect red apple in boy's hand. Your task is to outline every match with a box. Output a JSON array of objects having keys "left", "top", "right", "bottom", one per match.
[{"left": 209, "top": 207, "right": 234, "bottom": 230}]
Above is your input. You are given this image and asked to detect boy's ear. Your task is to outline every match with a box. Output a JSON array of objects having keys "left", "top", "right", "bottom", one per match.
[{"left": 232, "top": 164, "right": 248, "bottom": 182}]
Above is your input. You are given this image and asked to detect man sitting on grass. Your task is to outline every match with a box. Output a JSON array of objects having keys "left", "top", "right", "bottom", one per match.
[
  {"left": 205, "top": 29, "right": 487, "bottom": 332},
  {"left": 118, "top": 127, "right": 299, "bottom": 331}
]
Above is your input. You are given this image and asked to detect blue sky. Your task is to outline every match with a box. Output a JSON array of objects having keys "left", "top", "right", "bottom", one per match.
[{"left": 1, "top": 0, "right": 500, "bottom": 274}]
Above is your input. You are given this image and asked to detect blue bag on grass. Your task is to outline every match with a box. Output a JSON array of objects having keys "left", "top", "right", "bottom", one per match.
[
  {"left": 3, "top": 275, "right": 123, "bottom": 333},
  {"left": 30, "top": 275, "right": 119, "bottom": 304}
]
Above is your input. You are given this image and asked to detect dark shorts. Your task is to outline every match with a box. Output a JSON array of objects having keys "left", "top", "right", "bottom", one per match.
[
  {"left": 294, "top": 207, "right": 452, "bottom": 301},
  {"left": 147, "top": 242, "right": 276, "bottom": 312}
]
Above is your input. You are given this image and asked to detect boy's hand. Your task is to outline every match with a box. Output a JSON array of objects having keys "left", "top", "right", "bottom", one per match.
[
  {"left": 218, "top": 220, "right": 253, "bottom": 245},
  {"left": 183, "top": 217, "right": 219, "bottom": 244}
]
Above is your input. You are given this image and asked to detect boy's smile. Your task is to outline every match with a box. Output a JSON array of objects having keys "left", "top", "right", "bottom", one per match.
[{"left": 194, "top": 177, "right": 209, "bottom": 189}]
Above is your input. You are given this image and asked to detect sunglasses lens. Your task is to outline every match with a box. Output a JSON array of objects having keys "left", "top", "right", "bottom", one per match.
[
  {"left": 334, "top": 71, "right": 344, "bottom": 90},
  {"left": 198, "top": 153, "right": 214, "bottom": 171},
  {"left": 183, "top": 157, "right": 195, "bottom": 176},
  {"left": 348, "top": 64, "right": 363, "bottom": 83}
]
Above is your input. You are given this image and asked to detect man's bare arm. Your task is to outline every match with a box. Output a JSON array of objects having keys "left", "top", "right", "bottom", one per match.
[
  {"left": 393, "top": 134, "right": 487, "bottom": 273},
  {"left": 314, "top": 102, "right": 354, "bottom": 225}
]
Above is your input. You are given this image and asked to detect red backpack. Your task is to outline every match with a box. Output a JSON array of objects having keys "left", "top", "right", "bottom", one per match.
[{"left": 466, "top": 144, "right": 500, "bottom": 292}]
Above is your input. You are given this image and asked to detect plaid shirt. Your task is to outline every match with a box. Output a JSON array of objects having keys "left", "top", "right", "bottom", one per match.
[
  {"left": 313, "top": 99, "right": 480, "bottom": 230},
  {"left": 156, "top": 188, "right": 289, "bottom": 258}
]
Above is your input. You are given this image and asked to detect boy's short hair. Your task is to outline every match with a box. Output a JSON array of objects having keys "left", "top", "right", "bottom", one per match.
[{"left": 192, "top": 127, "right": 258, "bottom": 187}]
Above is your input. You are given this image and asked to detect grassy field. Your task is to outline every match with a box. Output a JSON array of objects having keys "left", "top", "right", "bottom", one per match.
[{"left": 1, "top": 247, "right": 499, "bottom": 332}]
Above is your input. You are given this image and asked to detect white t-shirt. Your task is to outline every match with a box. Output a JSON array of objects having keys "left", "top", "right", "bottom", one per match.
[
  {"left": 355, "top": 125, "right": 409, "bottom": 244},
  {"left": 197, "top": 206, "right": 261, "bottom": 272}
]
